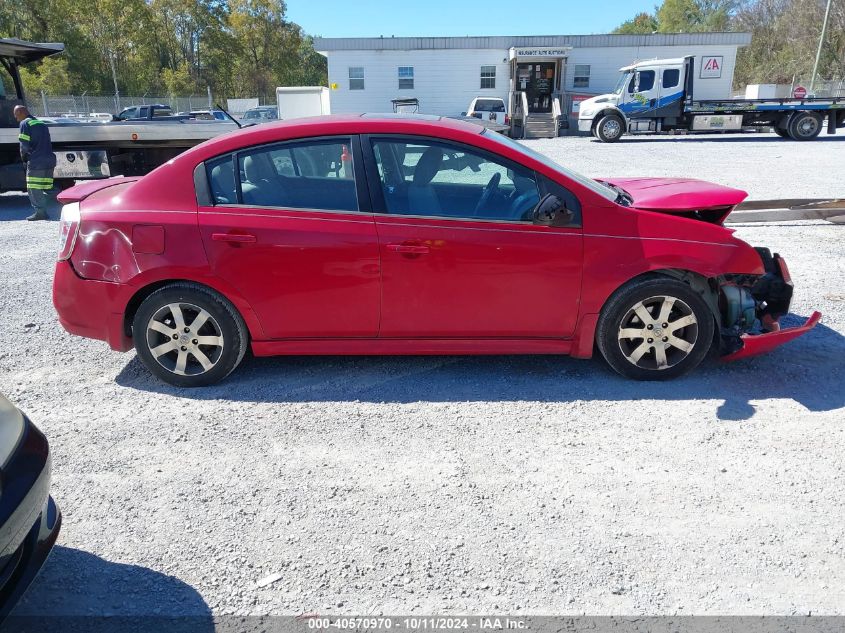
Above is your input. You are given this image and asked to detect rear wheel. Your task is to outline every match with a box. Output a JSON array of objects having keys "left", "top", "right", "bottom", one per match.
[
  {"left": 596, "top": 277, "right": 715, "bottom": 381},
  {"left": 595, "top": 114, "right": 625, "bottom": 143},
  {"left": 132, "top": 283, "right": 248, "bottom": 387},
  {"left": 787, "top": 112, "right": 823, "bottom": 141},
  {"left": 773, "top": 126, "right": 790, "bottom": 138}
]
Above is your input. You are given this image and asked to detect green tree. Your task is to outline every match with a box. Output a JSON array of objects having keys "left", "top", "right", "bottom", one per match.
[{"left": 613, "top": 12, "right": 659, "bottom": 34}]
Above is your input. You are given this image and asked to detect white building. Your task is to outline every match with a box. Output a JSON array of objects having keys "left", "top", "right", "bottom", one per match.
[{"left": 314, "top": 32, "right": 751, "bottom": 129}]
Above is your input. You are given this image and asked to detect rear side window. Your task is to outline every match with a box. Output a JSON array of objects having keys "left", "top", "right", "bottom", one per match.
[
  {"left": 237, "top": 139, "right": 358, "bottom": 211},
  {"left": 663, "top": 68, "right": 680, "bottom": 89},
  {"left": 206, "top": 155, "right": 237, "bottom": 205}
]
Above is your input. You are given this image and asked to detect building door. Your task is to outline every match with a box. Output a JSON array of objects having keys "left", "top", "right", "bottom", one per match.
[{"left": 516, "top": 62, "right": 556, "bottom": 113}]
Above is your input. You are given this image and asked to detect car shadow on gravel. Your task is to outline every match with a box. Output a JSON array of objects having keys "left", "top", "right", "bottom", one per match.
[
  {"left": 114, "top": 316, "right": 845, "bottom": 422},
  {"left": 5, "top": 546, "right": 213, "bottom": 632}
]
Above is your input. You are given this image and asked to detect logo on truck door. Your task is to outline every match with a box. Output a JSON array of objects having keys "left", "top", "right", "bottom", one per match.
[{"left": 700, "top": 56, "right": 723, "bottom": 78}]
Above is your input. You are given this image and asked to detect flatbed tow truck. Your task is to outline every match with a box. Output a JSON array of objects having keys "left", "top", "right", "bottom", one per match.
[
  {"left": 577, "top": 55, "right": 845, "bottom": 142},
  {"left": 0, "top": 38, "right": 234, "bottom": 193}
]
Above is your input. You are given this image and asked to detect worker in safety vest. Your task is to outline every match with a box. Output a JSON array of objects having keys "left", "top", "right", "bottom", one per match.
[{"left": 14, "top": 105, "right": 57, "bottom": 221}]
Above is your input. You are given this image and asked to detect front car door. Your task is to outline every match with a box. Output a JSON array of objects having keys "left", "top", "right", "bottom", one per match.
[
  {"left": 197, "top": 136, "right": 380, "bottom": 339},
  {"left": 619, "top": 67, "right": 659, "bottom": 119},
  {"left": 364, "top": 135, "right": 583, "bottom": 339}
]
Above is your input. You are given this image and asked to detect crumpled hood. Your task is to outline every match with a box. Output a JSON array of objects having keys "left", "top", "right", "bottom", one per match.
[{"left": 601, "top": 177, "right": 748, "bottom": 223}]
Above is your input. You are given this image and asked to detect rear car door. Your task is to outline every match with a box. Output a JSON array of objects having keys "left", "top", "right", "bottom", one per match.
[
  {"left": 197, "top": 136, "right": 380, "bottom": 339},
  {"left": 364, "top": 135, "right": 583, "bottom": 339}
]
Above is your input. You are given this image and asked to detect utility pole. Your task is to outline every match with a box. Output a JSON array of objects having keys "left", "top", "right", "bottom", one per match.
[{"left": 810, "top": 0, "right": 833, "bottom": 94}]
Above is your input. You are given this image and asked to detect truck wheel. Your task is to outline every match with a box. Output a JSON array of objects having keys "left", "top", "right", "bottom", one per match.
[
  {"left": 595, "top": 114, "right": 625, "bottom": 143},
  {"left": 787, "top": 112, "right": 823, "bottom": 141},
  {"left": 773, "top": 126, "right": 790, "bottom": 138},
  {"left": 596, "top": 277, "right": 715, "bottom": 381},
  {"left": 132, "top": 282, "right": 249, "bottom": 387}
]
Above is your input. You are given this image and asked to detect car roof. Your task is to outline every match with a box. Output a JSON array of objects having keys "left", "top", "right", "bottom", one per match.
[{"left": 178, "top": 113, "right": 487, "bottom": 164}]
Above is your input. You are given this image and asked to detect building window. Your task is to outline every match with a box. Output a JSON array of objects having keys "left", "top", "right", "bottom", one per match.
[
  {"left": 398, "top": 66, "right": 414, "bottom": 90},
  {"left": 573, "top": 64, "right": 591, "bottom": 88},
  {"left": 349, "top": 67, "right": 364, "bottom": 90},
  {"left": 480, "top": 65, "right": 496, "bottom": 89}
]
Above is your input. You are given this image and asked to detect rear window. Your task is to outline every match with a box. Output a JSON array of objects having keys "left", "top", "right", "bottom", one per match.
[{"left": 473, "top": 99, "right": 505, "bottom": 112}]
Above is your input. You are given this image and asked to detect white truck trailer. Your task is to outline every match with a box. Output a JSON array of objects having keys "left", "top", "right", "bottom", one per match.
[
  {"left": 275, "top": 86, "right": 331, "bottom": 120},
  {"left": 578, "top": 56, "right": 845, "bottom": 142}
]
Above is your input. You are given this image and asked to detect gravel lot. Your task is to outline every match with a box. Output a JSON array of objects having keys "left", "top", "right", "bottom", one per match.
[
  {"left": 1, "top": 135, "right": 844, "bottom": 620},
  {"left": 524, "top": 132, "right": 845, "bottom": 201}
]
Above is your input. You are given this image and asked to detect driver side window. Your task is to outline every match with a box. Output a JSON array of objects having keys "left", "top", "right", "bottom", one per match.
[{"left": 371, "top": 139, "right": 540, "bottom": 222}]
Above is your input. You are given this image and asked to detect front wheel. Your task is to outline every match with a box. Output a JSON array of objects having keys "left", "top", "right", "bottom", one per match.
[
  {"left": 596, "top": 277, "right": 715, "bottom": 381},
  {"left": 595, "top": 114, "right": 625, "bottom": 143},
  {"left": 132, "top": 283, "right": 248, "bottom": 387}
]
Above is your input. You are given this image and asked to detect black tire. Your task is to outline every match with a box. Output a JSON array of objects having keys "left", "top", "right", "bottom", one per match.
[
  {"left": 595, "top": 114, "right": 625, "bottom": 143},
  {"left": 787, "top": 111, "right": 823, "bottom": 141},
  {"left": 773, "top": 126, "right": 790, "bottom": 138},
  {"left": 132, "top": 282, "right": 248, "bottom": 387},
  {"left": 596, "top": 277, "right": 715, "bottom": 381}
]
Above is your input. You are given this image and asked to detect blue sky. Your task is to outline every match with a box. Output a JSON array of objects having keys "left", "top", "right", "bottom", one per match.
[{"left": 287, "top": 0, "right": 657, "bottom": 38}]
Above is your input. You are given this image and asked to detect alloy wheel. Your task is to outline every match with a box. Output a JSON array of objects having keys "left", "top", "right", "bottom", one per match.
[
  {"left": 145, "top": 302, "right": 225, "bottom": 376},
  {"left": 617, "top": 295, "right": 699, "bottom": 371}
]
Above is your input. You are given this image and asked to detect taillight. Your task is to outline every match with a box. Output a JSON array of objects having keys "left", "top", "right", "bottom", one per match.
[
  {"left": 504, "top": 114, "right": 510, "bottom": 125},
  {"left": 57, "top": 202, "right": 81, "bottom": 261}
]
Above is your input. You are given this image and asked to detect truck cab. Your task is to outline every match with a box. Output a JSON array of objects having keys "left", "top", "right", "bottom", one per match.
[{"left": 578, "top": 57, "right": 689, "bottom": 142}]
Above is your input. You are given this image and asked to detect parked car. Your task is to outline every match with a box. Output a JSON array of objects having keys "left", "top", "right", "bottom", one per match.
[
  {"left": 179, "top": 110, "right": 229, "bottom": 121},
  {"left": 52, "top": 115, "right": 819, "bottom": 387},
  {"left": 0, "top": 393, "right": 61, "bottom": 621},
  {"left": 465, "top": 96, "right": 509, "bottom": 126},
  {"left": 114, "top": 104, "right": 187, "bottom": 121},
  {"left": 241, "top": 106, "right": 278, "bottom": 123}
]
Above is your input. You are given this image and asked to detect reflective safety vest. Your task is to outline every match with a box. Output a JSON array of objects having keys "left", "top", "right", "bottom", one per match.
[{"left": 19, "top": 117, "right": 57, "bottom": 172}]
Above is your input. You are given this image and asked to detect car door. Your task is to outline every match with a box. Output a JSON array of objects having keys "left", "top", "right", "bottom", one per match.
[
  {"left": 197, "top": 136, "right": 381, "bottom": 339},
  {"left": 619, "top": 68, "right": 658, "bottom": 118},
  {"left": 364, "top": 136, "right": 583, "bottom": 339}
]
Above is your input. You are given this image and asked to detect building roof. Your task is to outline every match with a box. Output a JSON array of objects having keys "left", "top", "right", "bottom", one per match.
[{"left": 314, "top": 32, "right": 752, "bottom": 53}]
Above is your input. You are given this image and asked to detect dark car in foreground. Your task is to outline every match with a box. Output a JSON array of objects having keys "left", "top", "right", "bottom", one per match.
[
  {"left": 0, "top": 394, "right": 60, "bottom": 621},
  {"left": 51, "top": 114, "right": 819, "bottom": 387}
]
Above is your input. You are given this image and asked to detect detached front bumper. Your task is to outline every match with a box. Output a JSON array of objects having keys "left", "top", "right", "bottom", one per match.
[
  {"left": 723, "top": 311, "right": 821, "bottom": 361},
  {"left": 720, "top": 251, "right": 821, "bottom": 361}
]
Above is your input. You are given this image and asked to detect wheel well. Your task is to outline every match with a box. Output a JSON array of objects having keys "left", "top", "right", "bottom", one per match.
[
  {"left": 592, "top": 109, "right": 626, "bottom": 132},
  {"left": 123, "top": 279, "right": 247, "bottom": 339},
  {"left": 600, "top": 269, "right": 721, "bottom": 326}
]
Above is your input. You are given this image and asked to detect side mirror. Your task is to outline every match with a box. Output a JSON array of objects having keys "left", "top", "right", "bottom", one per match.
[{"left": 532, "top": 194, "right": 574, "bottom": 226}]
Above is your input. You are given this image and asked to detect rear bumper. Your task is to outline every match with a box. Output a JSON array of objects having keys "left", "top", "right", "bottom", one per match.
[
  {"left": 52, "top": 260, "right": 132, "bottom": 352},
  {"left": 0, "top": 419, "right": 61, "bottom": 620},
  {"left": 722, "top": 311, "right": 821, "bottom": 362}
]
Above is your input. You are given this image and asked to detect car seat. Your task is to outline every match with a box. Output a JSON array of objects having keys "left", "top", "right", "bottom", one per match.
[{"left": 407, "top": 147, "right": 444, "bottom": 216}]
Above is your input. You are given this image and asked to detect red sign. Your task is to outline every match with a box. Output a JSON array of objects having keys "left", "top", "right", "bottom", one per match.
[{"left": 793, "top": 85, "right": 807, "bottom": 99}]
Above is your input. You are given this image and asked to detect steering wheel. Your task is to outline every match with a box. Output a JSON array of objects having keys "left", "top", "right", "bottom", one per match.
[{"left": 473, "top": 172, "right": 501, "bottom": 217}]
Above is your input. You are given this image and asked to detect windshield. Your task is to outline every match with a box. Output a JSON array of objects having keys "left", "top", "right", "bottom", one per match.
[
  {"left": 481, "top": 130, "right": 618, "bottom": 203},
  {"left": 614, "top": 72, "right": 632, "bottom": 95}
]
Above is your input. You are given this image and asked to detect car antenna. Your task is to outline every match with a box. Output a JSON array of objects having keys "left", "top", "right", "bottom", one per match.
[{"left": 216, "top": 103, "right": 242, "bottom": 128}]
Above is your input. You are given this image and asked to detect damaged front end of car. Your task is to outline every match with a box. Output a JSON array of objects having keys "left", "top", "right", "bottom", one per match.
[{"left": 717, "top": 247, "right": 821, "bottom": 361}]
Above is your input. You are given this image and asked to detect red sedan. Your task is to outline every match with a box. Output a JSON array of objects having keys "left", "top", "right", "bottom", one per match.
[{"left": 52, "top": 115, "right": 819, "bottom": 387}]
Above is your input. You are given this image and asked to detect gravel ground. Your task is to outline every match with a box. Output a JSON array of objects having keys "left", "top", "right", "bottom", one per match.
[
  {"left": 523, "top": 132, "right": 845, "bottom": 201},
  {"left": 0, "top": 136, "right": 844, "bottom": 620}
]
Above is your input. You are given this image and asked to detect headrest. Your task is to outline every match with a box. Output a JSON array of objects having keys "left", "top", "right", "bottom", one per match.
[{"left": 413, "top": 147, "right": 444, "bottom": 186}]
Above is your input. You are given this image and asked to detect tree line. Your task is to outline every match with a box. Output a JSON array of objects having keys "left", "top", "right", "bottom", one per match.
[
  {"left": 613, "top": 0, "right": 845, "bottom": 86},
  {"left": 0, "top": 0, "right": 327, "bottom": 101}
]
